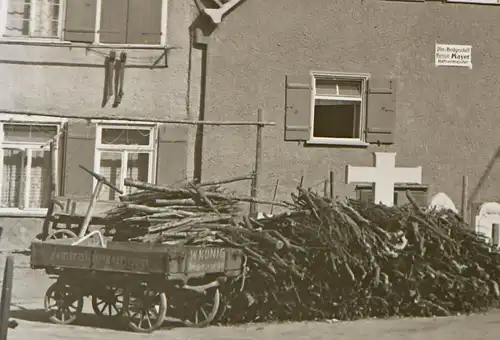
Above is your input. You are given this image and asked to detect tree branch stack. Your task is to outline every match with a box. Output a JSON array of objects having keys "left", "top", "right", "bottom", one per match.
[{"left": 104, "top": 178, "right": 500, "bottom": 324}]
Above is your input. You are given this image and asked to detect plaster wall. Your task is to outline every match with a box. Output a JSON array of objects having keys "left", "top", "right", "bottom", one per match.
[
  {"left": 201, "top": 0, "right": 500, "bottom": 209},
  {"left": 0, "top": 0, "right": 203, "bottom": 240}
]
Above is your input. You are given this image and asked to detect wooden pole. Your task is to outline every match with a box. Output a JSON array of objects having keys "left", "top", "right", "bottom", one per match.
[
  {"left": 492, "top": 223, "right": 500, "bottom": 248},
  {"left": 329, "top": 171, "right": 335, "bottom": 199},
  {"left": 270, "top": 179, "right": 280, "bottom": 215},
  {"left": 461, "top": 175, "right": 468, "bottom": 221},
  {"left": 323, "top": 179, "right": 328, "bottom": 197},
  {"left": 0, "top": 256, "right": 14, "bottom": 340},
  {"left": 78, "top": 180, "right": 104, "bottom": 238},
  {"left": 41, "top": 141, "right": 57, "bottom": 240},
  {"left": 250, "top": 109, "right": 264, "bottom": 216},
  {"left": 2, "top": 110, "right": 276, "bottom": 126},
  {"left": 50, "top": 141, "right": 58, "bottom": 197}
]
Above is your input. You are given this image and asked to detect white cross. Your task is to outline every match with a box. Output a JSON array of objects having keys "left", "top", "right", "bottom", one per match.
[{"left": 345, "top": 152, "right": 422, "bottom": 207}]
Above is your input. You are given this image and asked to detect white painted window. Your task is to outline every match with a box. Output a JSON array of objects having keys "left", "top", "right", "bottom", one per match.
[
  {"left": 310, "top": 72, "right": 370, "bottom": 144},
  {"left": 0, "top": 117, "right": 64, "bottom": 214},
  {"left": 0, "top": 0, "right": 168, "bottom": 46},
  {"left": 1, "top": 0, "right": 63, "bottom": 39},
  {"left": 94, "top": 123, "right": 157, "bottom": 201}
]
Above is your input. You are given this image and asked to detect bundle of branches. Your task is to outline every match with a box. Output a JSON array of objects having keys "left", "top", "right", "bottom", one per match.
[
  {"left": 211, "top": 189, "right": 500, "bottom": 324},
  {"left": 104, "top": 177, "right": 500, "bottom": 323},
  {"left": 105, "top": 177, "right": 286, "bottom": 242}
]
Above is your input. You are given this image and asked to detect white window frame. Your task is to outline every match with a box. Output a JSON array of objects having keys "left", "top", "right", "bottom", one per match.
[
  {"left": 0, "top": 0, "right": 65, "bottom": 41},
  {"left": 93, "top": 121, "right": 158, "bottom": 199},
  {"left": 0, "top": 114, "right": 67, "bottom": 216},
  {"left": 0, "top": 0, "right": 168, "bottom": 47},
  {"left": 446, "top": 0, "right": 500, "bottom": 4},
  {"left": 309, "top": 71, "right": 371, "bottom": 147}
]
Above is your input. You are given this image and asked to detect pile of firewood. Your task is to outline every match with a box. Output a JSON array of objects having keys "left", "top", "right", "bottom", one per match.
[{"left": 107, "top": 178, "right": 500, "bottom": 323}]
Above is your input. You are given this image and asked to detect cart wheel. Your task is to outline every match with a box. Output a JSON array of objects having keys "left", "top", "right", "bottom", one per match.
[
  {"left": 125, "top": 286, "right": 167, "bottom": 333},
  {"left": 44, "top": 282, "right": 83, "bottom": 325},
  {"left": 46, "top": 229, "right": 77, "bottom": 240},
  {"left": 91, "top": 287, "right": 125, "bottom": 316},
  {"left": 182, "top": 288, "right": 220, "bottom": 328}
]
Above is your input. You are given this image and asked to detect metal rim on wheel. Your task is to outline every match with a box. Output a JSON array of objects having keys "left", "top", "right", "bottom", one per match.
[
  {"left": 125, "top": 286, "right": 167, "bottom": 333},
  {"left": 91, "top": 286, "right": 125, "bottom": 316},
  {"left": 46, "top": 229, "right": 77, "bottom": 240},
  {"left": 183, "top": 288, "right": 220, "bottom": 328},
  {"left": 44, "top": 282, "right": 83, "bottom": 325}
]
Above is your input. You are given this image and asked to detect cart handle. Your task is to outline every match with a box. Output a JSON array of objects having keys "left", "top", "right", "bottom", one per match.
[
  {"left": 79, "top": 165, "right": 124, "bottom": 195},
  {"left": 181, "top": 277, "right": 227, "bottom": 293},
  {"left": 71, "top": 230, "right": 106, "bottom": 247}
]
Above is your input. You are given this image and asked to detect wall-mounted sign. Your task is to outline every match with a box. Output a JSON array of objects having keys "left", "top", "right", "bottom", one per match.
[{"left": 435, "top": 44, "right": 472, "bottom": 69}]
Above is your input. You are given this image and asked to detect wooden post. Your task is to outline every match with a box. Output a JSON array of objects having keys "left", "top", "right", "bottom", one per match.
[
  {"left": 270, "top": 179, "right": 279, "bottom": 215},
  {"left": 0, "top": 256, "right": 14, "bottom": 340},
  {"left": 492, "top": 223, "right": 500, "bottom": 248},
  {"left": 461, "top": 175, "right": 468, "bottom": 221},
  {"left": 329, "top": 171, "right": 335, "bottom": 199},
  {"left": 41, "top": 141, "right": 57, "bottom": 240},
  {"left": 250, "top": 109, "right": 264, "bottom": 216},
  {"left": 50, "top": 141, "right": 58, "bottom": 197},
  {"left": 78, "top": 180, "right": 104, "bottom": 238}
]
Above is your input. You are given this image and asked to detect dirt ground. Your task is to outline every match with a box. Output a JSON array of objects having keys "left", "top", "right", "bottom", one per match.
[{"left": 1, "top": 252, "right": 498, "bottom": 340}]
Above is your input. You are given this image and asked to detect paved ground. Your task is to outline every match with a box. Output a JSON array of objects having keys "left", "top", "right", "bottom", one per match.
[{"left": 2, "top": 253, "right": 499, "bottom": 340}]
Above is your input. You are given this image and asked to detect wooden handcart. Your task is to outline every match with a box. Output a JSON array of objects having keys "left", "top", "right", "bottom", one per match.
[
  {"left": 41, "top": 165, "right": 124, "bottom": 241},
  {"left": 30, "top": 234, "right": 244, "bottom": 333}
]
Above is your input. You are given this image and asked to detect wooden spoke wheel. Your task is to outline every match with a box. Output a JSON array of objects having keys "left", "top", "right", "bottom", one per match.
[
  {"left": 125, "top": 286, "right": 167, "bottom": 333},
  {"left": 44, "top": 282, "right": 83, "bottom": 325},
  {"left": 91, "top": 286, "right": 125, "bottom": 316},
  {"left": 46, "top": 229, "right": 77, "bottom": 240},
  {"left": 182, "top": 288, "right": 221, "bottom": 328}
]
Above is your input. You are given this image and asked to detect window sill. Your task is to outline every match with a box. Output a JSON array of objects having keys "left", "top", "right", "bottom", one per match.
[
  {"left": 0, "top": 38, "right": 169, "bottom": 50},
  {"left": 0, "top": 209, "right": 47, "bottom": 218},
  {"left": 306, "top": 138, "right": 370, "bottom": 147}
]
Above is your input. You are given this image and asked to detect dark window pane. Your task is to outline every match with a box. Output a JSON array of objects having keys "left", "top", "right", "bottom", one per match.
[{"left": 313, "top": 100, "right": 360, "bottom": 139}]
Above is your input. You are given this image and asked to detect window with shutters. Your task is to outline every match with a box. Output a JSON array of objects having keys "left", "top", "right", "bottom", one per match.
[
  {"left": 1, "top": 0, "right": 63, "bottom": 39},
  {"left": 285, "top": 72, "right": 397, "bottom": 146},
  {"left": 310, "top": 72, "right": 369, "bottom": 145},
  {"left": 94, "top": 124, "right": 157, "bottom": 201},
  {"left": 0, "top": 116, "right": 65, "bottom": 215},
  {"left": 0, "top": 0, "right": 167, "bottom": 45}
]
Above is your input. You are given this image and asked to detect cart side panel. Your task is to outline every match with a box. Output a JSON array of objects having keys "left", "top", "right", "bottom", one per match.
[
  {"left": 225, "top": 248, "right": 244, "bottom": 276},
  {"left": 106, "top": 241, "right": 179, "bottom": 253},
  {"left": 31, "top": 242, "right": 93, "bottom": 269},
  {"left": 90, "top": 248, "right": 165, "bottom": 274},
  {"left": 184, "top": 247, "right": 234, "bottom": 274}
]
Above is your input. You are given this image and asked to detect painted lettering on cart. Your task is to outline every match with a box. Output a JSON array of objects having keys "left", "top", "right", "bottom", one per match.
[
  {"left": 188, "top": 248, "right": 226, "bottom": 272},
  {"left": 93, "top": 254, "right": 149, "bottom": 271},
  {"left": 49, "top": 250, "right": 90, "bottom": 264}
]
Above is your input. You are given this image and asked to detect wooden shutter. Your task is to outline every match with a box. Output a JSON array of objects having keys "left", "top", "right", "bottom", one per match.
[
  {"left": 64, "top": 0, "right": 97, "bottom": 42},
  {"left": 408, "top": 191, "right": 428, "bottom": 207},
  {"left": 285, "top": 75, "right": 312, "bottom": 141},
  {"left": 366, "top": 78, "right": 397, "bottom": 144},
  {"left": 357, "top": 189, "right": 374, "bottom": 204},
  {"left": 126, "top": 0, "right": 163, "bottom": 45},
  {"left": 99, "top": 0, "right": 128, "bottom": 44},
  {"left": 156, "top": 125, "right": 188, "bottom": 185},
  {"left": 62, "top": 121, "right": 96, "bottom": 197},
  {"left": 358, "top": 188, "right": 398, "bottom": 205}
]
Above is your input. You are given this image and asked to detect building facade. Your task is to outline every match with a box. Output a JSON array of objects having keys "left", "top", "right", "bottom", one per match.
[
  {"left": 1, "top": 0, "right": 500, "bottom": 247},
  {"left": 199, "top": 0, "right": 500, "bottom": 210},
  {"left": 0, "top": 0, "right": 204, "bottom": 247}
]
